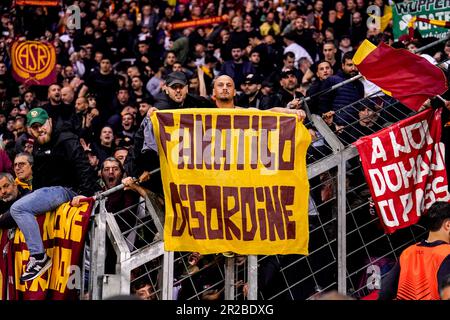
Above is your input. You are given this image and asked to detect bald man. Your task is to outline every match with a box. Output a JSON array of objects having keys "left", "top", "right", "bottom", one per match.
[
  {"left": 211, "top": 75, "right": 306, "bottom": 121},
  {"left": 212, "top": 75, "right": 237, "bottom": 108}
]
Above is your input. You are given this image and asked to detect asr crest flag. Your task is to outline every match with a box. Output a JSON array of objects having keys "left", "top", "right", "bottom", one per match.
[
  {"left": 0, "top": 200, "right": 93, "bottom": 300},
  {"left": 151, "top": 109, "right": 311, "bottom": 255},
  {"left": 354, "top": 107, "right": 450, "bottom": 234},
  {"left": 11, "top": 40, "right": 57, "bottom": 86}
]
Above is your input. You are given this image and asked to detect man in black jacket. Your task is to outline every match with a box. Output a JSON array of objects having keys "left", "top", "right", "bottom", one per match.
[
  {"left": 10, "top": 108, "right": 101, "bottom": 282},
  {"left": 236, "top": 73, "right": 273, "bottom": 110},
  {"left": 153, "top": 71, "right": 214, "bottom": 110}
]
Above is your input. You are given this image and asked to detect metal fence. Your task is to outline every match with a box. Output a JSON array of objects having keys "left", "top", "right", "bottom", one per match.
[{"left": 87, "top": 35, "right": 450, "bottom": 298}]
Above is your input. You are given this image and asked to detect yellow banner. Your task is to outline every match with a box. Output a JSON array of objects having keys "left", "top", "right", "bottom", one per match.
[{"left": 151, "top": 109, "right": 311, "bottom": 255}]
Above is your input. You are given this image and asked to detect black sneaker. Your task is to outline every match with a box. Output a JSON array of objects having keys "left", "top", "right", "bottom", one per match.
[{"left": 20, "top": 254, "right": 52, "bottom": 282}]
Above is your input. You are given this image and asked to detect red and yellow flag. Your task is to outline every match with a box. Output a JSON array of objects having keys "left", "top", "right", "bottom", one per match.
[
  {"left": 408, "top": 16, "right": 450, "bottom": 39},
  {"left": 11, "top": 40, "right": 57, "bottom": 86},
  {"left": 15, "top": 0, "right": 59, "bottom": 6},
  {"left": 353, "top": 40, "right": 448, "bottom": 111},
  {"left": 171, "top": 15, "right": 228, "bottom": 30},
  {"left": 0, "top": 201, "right": 93, "bottom": 300}
]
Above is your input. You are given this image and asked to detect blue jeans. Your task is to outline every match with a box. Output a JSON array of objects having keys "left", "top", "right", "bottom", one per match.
[{"left": 10, "top": 186, "right": 77, "bottom": 255}]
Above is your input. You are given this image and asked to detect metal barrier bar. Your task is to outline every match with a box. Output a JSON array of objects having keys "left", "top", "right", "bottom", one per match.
[
  {"left": 90, "top": 198, "right": 107, "bottom": 300},
  {"left": 337, "top": 155, "right": 347, "bottom": 295},
  {"left": 162, "top": 250, "right": 174, "bottom": 300},
  {"left": 93, "top": 168, "right": 161, "bottom": 201},
  {"left": 247, "top": 255, "right": 258, "bottom": 300},
  {"left": 224, "top": 257, "right": 235, "bottom": 300}
]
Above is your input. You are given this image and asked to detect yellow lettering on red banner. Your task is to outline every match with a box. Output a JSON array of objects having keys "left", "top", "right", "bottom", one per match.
[
  {"left": 48, "top": 247, "right": 72, "bottom": 293},
  {"left": 152, "top": 109, "right": 311, "bottom": 255},
  {"left": 53, "top": 205, "right": 84, "bottom": 242},
  {"left": 13, "top": 202, "right": 90, "bottom": 294}
]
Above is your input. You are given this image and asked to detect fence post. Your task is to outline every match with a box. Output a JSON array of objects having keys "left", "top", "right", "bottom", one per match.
[
  {"left": 89, "top": 198, "right": 107, "bottom": 300},
  {"left": 224, "top": 257, "right": 235, "bottom": 300},
  {"left": 308, "top": 108, "right": 347, "bottom": 295},
  {"left": 337, "top": 153, "right": 347, "bottom": 295},
  {"left": 162, "top": 250, "right": 174, "bottom": 300},
  {"left": 247, "top": 255, "right": 258, "bottom": 300}
]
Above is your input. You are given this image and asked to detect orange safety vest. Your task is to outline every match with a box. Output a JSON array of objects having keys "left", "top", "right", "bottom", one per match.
[{"left": 397, "top": 242, "right": 450, "bottom": 300}]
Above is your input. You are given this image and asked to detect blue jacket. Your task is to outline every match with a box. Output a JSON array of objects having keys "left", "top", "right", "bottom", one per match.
[
  {"left": 220, "top": 61, "right": 255, "bottom": 88},
  {"left": 318, "top": 70, "right": 365, "bottom": 125}
]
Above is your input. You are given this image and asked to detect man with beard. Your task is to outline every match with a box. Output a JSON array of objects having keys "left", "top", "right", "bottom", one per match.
[
  {"left": 10, "top": 108, "right": 100, "bottom": 282},
  {"left": 41, "top": 83, "right": 77, "bottom": 134},
  {"left": 129, "top": 76, "right": 152, "bottom": 104},
  {"left": 236, "top": 74, "right": 273, "bottom": 110},
  {"left": 274, "top": 69, "right": 302, "bottom": 108},
  {"left": 220, "top": 44, "right": 255, "bottom": 89},
  {"left": 318, "top": 52, "right": 364, "bottom": 126},
  {"left": 153, "top": 71, "right": 213, "bottom": 110}
]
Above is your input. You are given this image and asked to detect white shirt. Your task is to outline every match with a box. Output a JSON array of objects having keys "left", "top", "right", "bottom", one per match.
[{"left": 284, "top": 42, "right": 313, "bottom": 68}]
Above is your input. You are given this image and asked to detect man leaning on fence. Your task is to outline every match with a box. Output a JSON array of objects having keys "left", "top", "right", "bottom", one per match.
[
  {"left": 318, "top": 51, "right": 364, "bottom": 127},
  {"left": 9, "top": 108, "right": 101, "bottom": 283},
  {"left": 378, "top": 201, "right": 450, "bottom": 300}
]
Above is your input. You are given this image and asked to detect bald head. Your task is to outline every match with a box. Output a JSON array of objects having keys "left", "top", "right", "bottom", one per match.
[
  {"left": 213, "top": 75, "right": 236, "bottom": 106},
  {"left": 61, "top": 86, "right": 75, "bottom": 104}
]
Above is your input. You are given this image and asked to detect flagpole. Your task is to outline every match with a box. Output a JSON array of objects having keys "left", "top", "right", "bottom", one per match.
[
  {"left": 412, "top": 32, "right": 450, "bottom": 54},
  {"left": 92, "top": 168, "right": 161, "bottom": 201},
  {"left": 436, "top": 95, "right": 447, "bottom": 104}
]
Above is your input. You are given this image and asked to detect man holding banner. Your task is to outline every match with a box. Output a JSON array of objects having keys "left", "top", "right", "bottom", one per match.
[{"left": 146, "top": 73, "right": 311, "bottom": 256}]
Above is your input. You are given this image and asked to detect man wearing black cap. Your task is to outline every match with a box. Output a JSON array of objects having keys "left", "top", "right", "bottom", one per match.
[
  {"left": 274, "top": 69, "right": 303, "bottom": 108},
  {"left": 10, "top": 107, "right": 100, "bottom": 282},
  {"left": 237, "top": 73, "right": 273, "bottom": 110},
  {"left": 153, "top": 71, "right": 214, "bottom": 110}
]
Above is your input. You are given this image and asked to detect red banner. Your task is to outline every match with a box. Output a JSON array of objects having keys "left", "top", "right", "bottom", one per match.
[
  {"left": 0, "top": 200, "right": 93, "bottom": 300},
  {"left": 171, "top": 15, "right": 228, "bottom": 30},
  {"left": 0, "top": 230, "right": 8, "bottom": 300},
  {"left": 15, "top": 0, "right": 60, "bottom": 6},
  {"left": 11, "top": 40, "right": 57, "bottom": 86},
  {"left": 354, "top": 108, "right": 450, "bottom": 234}
]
